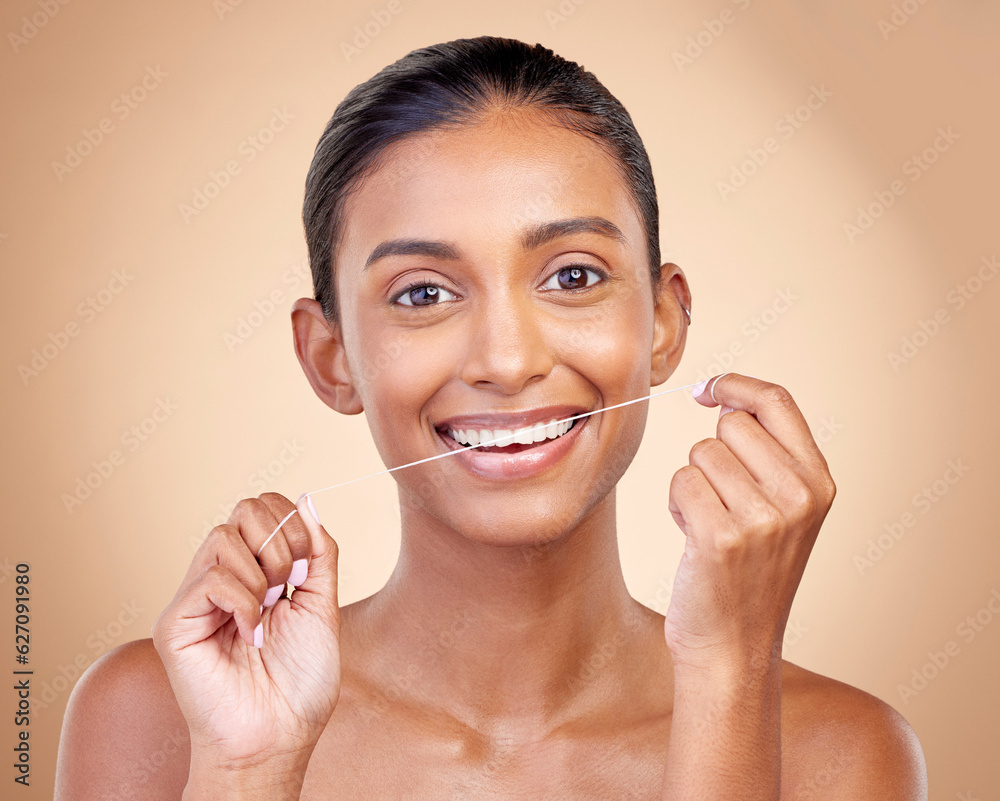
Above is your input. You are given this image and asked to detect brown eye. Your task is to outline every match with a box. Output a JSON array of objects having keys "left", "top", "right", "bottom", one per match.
[
  {"left": 543, "top": 265, "right": 605, "bottom": 291},
  {"left": 393, "top": 283, "right": 457, "bottom": 307}
]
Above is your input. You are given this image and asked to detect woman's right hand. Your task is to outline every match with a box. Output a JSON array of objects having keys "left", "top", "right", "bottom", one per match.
[{"left": 151, "top": 492, "right": 341, "bottom": 774}]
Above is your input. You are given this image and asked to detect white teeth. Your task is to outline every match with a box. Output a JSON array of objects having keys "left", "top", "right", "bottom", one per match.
[
  {"left": 447, "top": 417, "right": 577, "bottom": 447},
  {"left": 514, "top": 427, "right": 535, "bottom": 445}
]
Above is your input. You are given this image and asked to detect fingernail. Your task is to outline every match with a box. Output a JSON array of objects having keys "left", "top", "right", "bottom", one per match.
[
  {"left": 263, "top": 585, "right": 283, "bottom": 607},
  {"left": 289, "top": 558, "right": 309, "bottom": 587},
  {"left": 720, "top": 405, "right": 734, "bottom": 418},
  {"left": 298, "top": 492, "right": 322, "bottom": 526},
  {"left": 306, "top": 494, "right": 322, "bottom": 526},
  {"left": 691, "top": 379, "right": 710, "bottom": 399},
  {"left": 253, "top": 622, "right": 263, "bottom": 649}
]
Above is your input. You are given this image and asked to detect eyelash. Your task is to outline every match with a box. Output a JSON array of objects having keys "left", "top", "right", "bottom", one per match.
[{"left": 390, "top": 265, "right": 609, "bottom": 307}]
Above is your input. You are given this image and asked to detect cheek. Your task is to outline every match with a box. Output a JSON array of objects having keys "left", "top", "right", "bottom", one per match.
[
  {"left": 358, "top": 330, "right": 456, "bottom": 449},
  {"left": 555, "top": 293, "right": 653, "bottom": 391}
]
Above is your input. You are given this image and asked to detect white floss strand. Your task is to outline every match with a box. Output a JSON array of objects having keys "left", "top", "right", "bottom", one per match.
[{"left": 257, "top": 380, "right": 706, "bottom": 557}]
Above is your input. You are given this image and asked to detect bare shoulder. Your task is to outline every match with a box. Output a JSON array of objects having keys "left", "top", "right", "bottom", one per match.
[
  {"left": 779, "top": 660, "right": 928, "bottom": 800},
  {"left": 55, "top": 637, "right": 190, "bottom": 800}
]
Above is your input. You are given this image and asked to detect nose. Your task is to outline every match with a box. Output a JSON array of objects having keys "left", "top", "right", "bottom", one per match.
[{"left": 459, "top": 288, "right": 555, "bottom": 395}]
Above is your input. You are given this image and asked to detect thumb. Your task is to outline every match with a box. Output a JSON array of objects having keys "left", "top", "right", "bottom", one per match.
[{"left": 290, "top": 493, "right": 340, "bottom": 625}]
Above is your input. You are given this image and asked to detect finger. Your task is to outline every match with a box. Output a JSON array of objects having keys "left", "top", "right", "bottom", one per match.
[
  {"left": 692, "top": 373, "right": 823, "bottom": 467},
  {"left": 713, "top": 410, "right": 814, "bottom": 506},
  {"left": 254, "top": 492, "right": 314, "bottom": 589},
  {"left": 687, "top": 437, "right": 776, "bottom": 521},
  {"left": 288, "top": 493, "right": 341, "bottom": 627},
  {"left": 184, "top": 523, "right": 269, "bottom": 608},
  {"left": 668, "top": 465, "right": 729, "bottom": 541},
  {"left": 229, "top": 493, "right": 295, "bottom": 602},
  {"left": 162, "top": 565, "right": 262, "bottom": 650}
]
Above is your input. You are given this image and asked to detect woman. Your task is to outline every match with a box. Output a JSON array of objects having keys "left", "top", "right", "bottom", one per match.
[{"left": 55, "top": 36, "right": 927, "bottom": 799}]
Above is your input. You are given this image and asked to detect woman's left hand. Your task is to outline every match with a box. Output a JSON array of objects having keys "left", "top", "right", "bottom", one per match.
[{"left": 664, "top": 373, "right": 837, "bottom": 675}]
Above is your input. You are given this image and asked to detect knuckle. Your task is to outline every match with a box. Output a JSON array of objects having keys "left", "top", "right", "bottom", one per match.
[
  {"left": 717, "top": 409, "right": 752, "bottom": 434},
  {"left": 761, "top": 383, "right": 795, "bottom": 410},
  {"left": 756, "top": 501, "right": 785, "bottom": 534},
  {"left": 248, "top": 568, "right": 268, "bottom": 598},
  {"left": 715, "top": 523, "right": 745, "bottom": 554},
  {"left": 206, "top": 523, "right": 239, "bottom": 548},
  {"left": 257, "top": 491, "right": 289, "bottom": 508},
  {"left": 787, "top": 482, "right": 817, "bottom": 518},
  {"left": 201, "top": 563, "right": 231, "bottom": 588},
  {"left": 689, "top": 437, "right": 720, "bottom": 462},
  {"left": 672, "top": 464, "right": 703, "bottom": 490},
  {"left": 264, "top": 555, "right": 295, "bottom": 582},
  {"left": 821, "top": 475, "right": 838, "bottom": 505},
  {"left": 231, "top": 497, "right": 268, "bottom": 523}
]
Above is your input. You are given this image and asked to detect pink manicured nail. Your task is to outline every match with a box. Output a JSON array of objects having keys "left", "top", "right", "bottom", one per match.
[
  {"left": 298, "top": 492, "right": 322, "bottom": 526},
  {"left": 289, "top": 558, "right": 309, "bottom": 587},
  {"left": 306, "top": 494, "right": 321, "bottom": 526},
  {"left": 691, "top": 379, "right": 710, "bottom": 399},
  {"left": 263, "top": 585, "right": 283, "bottom": 607},
  {"left": 253, "top": 622, "right": 263, "bottom": 649}
]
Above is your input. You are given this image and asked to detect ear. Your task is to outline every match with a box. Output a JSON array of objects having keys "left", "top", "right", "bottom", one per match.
[
  {"left": 650, "top": 262, "right": 691, "bottom": 387},
  {"left": 291, "top": 298, "right": 364, "bottom": 415}
]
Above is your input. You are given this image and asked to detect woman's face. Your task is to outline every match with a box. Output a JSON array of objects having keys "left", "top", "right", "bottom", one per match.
[{"left": 297, "top": 108, "right": 689, "bottom": 546}]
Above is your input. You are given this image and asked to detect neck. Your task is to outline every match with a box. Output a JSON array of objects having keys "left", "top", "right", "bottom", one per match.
[{"left": 352, "top": 488, "right": 671, "bottom": 738}]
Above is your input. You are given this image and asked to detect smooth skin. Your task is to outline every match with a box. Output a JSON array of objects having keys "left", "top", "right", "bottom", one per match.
[{"left": 55, "top": 107, "right": 927, "bottom": 800}]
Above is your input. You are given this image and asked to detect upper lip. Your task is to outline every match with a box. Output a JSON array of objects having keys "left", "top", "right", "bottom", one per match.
[{"left": 435, "top": 404, "right": 590, "bottom": 432}]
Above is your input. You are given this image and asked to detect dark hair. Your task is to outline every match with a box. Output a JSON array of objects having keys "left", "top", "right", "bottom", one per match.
[{"left": 302, "top": 35, "right": 660, "bottom": 325}]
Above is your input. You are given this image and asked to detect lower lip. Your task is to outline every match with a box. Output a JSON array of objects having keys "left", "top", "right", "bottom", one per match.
[{"left": 436, "top": 415, "right": 590, "bottom": 480}]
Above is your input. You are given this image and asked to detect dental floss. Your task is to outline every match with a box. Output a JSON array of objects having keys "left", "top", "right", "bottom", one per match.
[
  {"left": 257, "top": 380, "right": 706, "bottom": 558},
  {"left": 708, "top": 373, "right": 732, "bottom": 404}
]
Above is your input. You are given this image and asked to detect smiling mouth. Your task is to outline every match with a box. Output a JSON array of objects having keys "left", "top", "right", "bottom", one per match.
[{"left": 437, "top": 416, "right": 583, "bottom": 454}]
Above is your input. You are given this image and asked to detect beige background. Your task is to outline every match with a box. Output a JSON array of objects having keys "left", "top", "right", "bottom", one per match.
[{"left": 2, "top": 0, "right": 998, "bottom": 796}]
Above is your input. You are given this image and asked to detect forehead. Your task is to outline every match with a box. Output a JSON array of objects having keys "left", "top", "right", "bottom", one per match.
[{"left": 336, "top": 109, "right": 643, "bottom": 270}]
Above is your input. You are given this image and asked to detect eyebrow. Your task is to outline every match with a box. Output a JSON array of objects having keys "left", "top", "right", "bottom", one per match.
[{"left": 362, "top": 216, "right": 626, "bottom": 271}]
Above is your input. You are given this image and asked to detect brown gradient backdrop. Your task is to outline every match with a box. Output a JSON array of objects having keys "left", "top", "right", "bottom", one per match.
[{"left": 2, "top": 0, "right": 998, "bottom": 796}]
